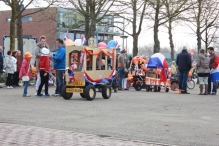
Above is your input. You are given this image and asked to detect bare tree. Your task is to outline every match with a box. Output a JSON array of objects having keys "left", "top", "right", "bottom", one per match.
[
  {"left": 112, "top": 0, "right": 149, "bottom": 56},
  {"left": 148, "top": 0, "right": 192, "bottom": 56},
  {"left": 2, "top": 0, "right": 17, "bottom": 51},
  {"left": 62, "top": 0, "right": 116, "bottom": 42},
  {"left": 2, "top": 0, "right": 56, "bottom": 58},
  {"left": 163, "top": 0, "right": 192, "bottom": 60},
  {"left": 188, "top": 0, "right": 219, "bottom": 52},
  {"left": 148, "top": 0, "right": 165, "bottom": 53}
]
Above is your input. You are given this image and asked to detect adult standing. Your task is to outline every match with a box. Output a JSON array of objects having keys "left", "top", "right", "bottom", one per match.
[
  {"left": 207, "top": 47, "right": 217, "bottom": 95},
  {"left": 0, "top": 46, "right": 3, "bottom": 88},
  {"left": 52, "top": 38, "right": 66, "bottom": 96},
  {"left": 5, "top": 50, "right": 15, "bottom": 89},
  {"left": 196, "top": 49, "right": 210, "bottom": 95},
  {"left": 35, "top": 36, "right": 48, "bottom": 94},
  {"left": 118, "top": 49, "right": 127, "bottom": 90},
  {"left": 15, "top": 50, "right": 21, "bottom": 86},
  {"left": 12, "top": 50, "right": 17, "bottom": 86},
  {"left": 176, "top": 46, "right": 192, "bottom": 94}
]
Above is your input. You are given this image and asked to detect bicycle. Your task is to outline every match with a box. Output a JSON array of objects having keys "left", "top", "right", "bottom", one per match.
[
  {"left": 170, "top": 75, "right": 195, "bottom": 90},
  {"left": 187, "top": 77, "right": 195, "bottom": 89}
]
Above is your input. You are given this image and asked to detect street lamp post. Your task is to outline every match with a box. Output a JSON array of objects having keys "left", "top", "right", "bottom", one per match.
[
  {"left": 120, "top": 35, "right": 128, "bottom": 50},
  {"left": 103, "top": 25, "right": 110, "bottom": 43}
]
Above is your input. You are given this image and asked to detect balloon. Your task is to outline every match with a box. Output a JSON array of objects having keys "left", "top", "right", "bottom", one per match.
[
  {"left": 64, "top": 39, "right": 74, "bottom": 46},
  {"left": 107, "top": 40, "right": 117, "bottom": 49},
  {"left": 74, "top": 39, "right": 81, "bottom": 46},
  {"left": 98, "top": 42, "right": 108, "bottom": 48}
]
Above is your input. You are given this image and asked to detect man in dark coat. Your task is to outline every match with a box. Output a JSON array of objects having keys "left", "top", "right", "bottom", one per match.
[
  {"left": 0, "top": 46, "right": 4, "bottom": 88},
  {"left": 176, "top": 46, "right": 192, "bottom": 94}
]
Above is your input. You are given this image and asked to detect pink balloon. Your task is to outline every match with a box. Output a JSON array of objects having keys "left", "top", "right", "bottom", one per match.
[{"left": 98, "top": 42, "right": 108, "bottom": 48}]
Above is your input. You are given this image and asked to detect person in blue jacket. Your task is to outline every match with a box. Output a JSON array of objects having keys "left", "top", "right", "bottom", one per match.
[{"left": 52, "top": 39, "right": 66, "bottom": 96}]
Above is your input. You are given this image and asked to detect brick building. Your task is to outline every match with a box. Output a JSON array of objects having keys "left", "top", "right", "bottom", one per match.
[
  {"left": 0, "top": 7, "right": 123, "bottom": 52},
  {"left": 0, "top": 7, "right": 58, "bottom": 51}
]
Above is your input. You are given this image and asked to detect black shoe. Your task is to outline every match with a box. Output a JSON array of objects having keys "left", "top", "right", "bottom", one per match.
[
  {"left": 211, "top": 92, "right": 216, "bottom": 95},
  {"left": 182, "top": 91, "right": 190, "bottom": 94},
  {"left": 0, "top": 86, "right": 2, "bottom": 88}
]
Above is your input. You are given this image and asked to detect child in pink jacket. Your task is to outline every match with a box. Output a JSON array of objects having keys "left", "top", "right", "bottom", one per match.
[{"left": 19, "top": 52, "right": 33, "bottom": 97}]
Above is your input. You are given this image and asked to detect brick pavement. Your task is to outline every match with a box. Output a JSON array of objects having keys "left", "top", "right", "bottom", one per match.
[{"left": 0, "top": 123, "right": 170, "bottom": 146}]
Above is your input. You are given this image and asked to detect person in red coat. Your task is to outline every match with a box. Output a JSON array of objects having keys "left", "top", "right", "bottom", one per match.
[
  {"left": 19, "top": 52, "right": 33, "bottom": 97},
  {"left": 37, "top": 48, "right": 50, "bottom": 97}
]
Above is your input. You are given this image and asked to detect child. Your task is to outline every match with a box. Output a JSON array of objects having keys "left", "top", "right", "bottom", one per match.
[
  {"left": 37, "top": 48, "right": 50, "bottom": 97},
  {"left": 19, "top": 52, "right": 33, "bottom": 97}
]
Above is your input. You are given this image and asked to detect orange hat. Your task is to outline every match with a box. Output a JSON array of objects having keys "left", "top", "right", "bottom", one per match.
[{"left": 24, "top": 52, "right": 33, "bottom": 60}]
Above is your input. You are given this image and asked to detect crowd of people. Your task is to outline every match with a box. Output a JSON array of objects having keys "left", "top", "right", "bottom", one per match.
[
  {"left": 0, "top": 36, "right": 66, "bottom": 97},
  {"left": 0, "top": 38, "right": 218, "bottom": 96},
  {"left": 173, "top": 46, "right": 217, "bottom": 95}
]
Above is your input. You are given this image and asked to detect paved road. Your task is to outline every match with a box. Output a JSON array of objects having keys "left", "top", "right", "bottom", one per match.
[
  {"left": 0, "top": 123, "right": 160, "bottom": 146},
  {"left": 0, "top": 84, "right": 219, "bottom": 146}
]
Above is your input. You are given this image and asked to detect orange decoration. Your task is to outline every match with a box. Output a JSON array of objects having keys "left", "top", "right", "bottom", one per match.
[{"left": 83, "top": 46, "right": 116, "bottom": 56}]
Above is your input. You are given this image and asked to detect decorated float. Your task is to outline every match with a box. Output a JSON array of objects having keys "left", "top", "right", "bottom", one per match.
[
  {"left": 61, "top": 37, "right": 117, "bottom": 101},
  {"left": 127, "top": 53, "right": 171, "bottom": 92}
]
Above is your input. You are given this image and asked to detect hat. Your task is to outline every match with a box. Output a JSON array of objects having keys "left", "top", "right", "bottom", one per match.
[
  {"left": 182, "top": 46, "right": 187, "bottom": 50},
  {"left": 41, "top": 47, "right": 50, "bottom": 55},
  {"left": 24, "top": 52, "right": 33, "bottom": 59},
  {"left": 121, "top": 49, "right": 127, "bottom": 53}
]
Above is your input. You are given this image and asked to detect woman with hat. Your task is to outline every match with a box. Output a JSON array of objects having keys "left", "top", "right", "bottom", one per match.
[{"left": 19, "top": 52, "right": 33, "bottom": 97}]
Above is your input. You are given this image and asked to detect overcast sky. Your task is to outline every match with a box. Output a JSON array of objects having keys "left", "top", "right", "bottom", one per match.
[{"left": 0, "top": 1, "right": 197, "bottom": 54}]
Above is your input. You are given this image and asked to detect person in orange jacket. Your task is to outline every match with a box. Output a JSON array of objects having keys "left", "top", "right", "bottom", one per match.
[{"left": 19, "top": 52, "right": 33, "bottom": 97}]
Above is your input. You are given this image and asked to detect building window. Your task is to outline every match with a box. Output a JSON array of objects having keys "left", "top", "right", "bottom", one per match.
[
  {"left": 6, "top": 17, "right": 32, "bottom": 23},
  {"left": 22, "top": 17, "right": 32, "bottom": 22},
  {"left": 6, "top": 18, "right": 11, "bottom": 22}
]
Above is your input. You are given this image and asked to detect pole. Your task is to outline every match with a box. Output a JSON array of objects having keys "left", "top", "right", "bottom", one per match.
[
  {"left": 123, "top": 18, "right": 125, "bottom": 49},
  {"left": 123, "top": 38, "right": 124, "bottom": 49}
]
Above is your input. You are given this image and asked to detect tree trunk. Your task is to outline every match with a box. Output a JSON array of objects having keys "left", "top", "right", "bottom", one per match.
[
  {"left": 84, "top": 0, "right": 90, "bottom": 43},
  {"left": 16, "top": 6, "right": 23, "bottom": 61},
  {"left": 204, "top": 19, "right": 208, "bottom": 52},
  {"left": 132, "top": 0, "right": 138, "bottom": 56},
  {"left": 9, "top": 0, "right": 17, "bottom": 51},
  {"left": 133, "top": 35, "right": 138, "bottom": 56},
  {"left": 84, "top": 0, "right": 96, "bottom": 44},
  {"left": 168, "top": 18, "right": 174, "bottom": 61},
  {"left": 196, "top": 0, "right": 202, "bottom": 52},
  {"left": 153, "top": 0, "right": 160, "bottom": 53}
]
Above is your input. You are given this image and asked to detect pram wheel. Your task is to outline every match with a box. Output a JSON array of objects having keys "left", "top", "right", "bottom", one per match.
[
  {"left": 145, "top": 85, "right": 150, "bottom": 92},
  {"left": 157, "top": 86, "right": 161, "bottom": 92},
  {"left": 165, "top": 88, "right": 169, "bottom": 92},
  {"left": 134, "top": 82, "right": 142, "bottom": 91},
  {"left": 154, "top": 86, "right": 157, "bottom": 92}
]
